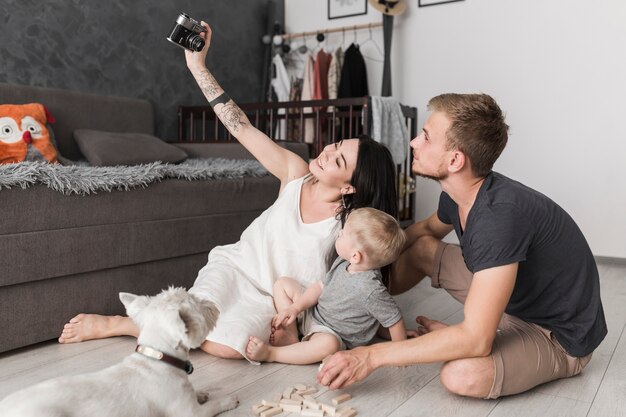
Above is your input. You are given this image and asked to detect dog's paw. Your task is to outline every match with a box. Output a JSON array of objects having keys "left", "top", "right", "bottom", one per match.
[
  {"left": 196, "top": 391, "right": 210, "bottom": 404},
  {"left": 218, "top": 395, "right": 239, "bottom": 412}
]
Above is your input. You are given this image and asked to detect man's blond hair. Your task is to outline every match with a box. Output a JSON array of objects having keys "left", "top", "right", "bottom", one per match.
[
  {"left": 347, "top": 208, "right": 406, "bottom": 269},
  {"left": 428, "top": 93, "right": 509, "bottom": 177}
]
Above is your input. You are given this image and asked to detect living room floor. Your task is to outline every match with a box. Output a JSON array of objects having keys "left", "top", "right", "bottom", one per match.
[{"left": 0, "top": 259, "right": 624, "bottom": 417}]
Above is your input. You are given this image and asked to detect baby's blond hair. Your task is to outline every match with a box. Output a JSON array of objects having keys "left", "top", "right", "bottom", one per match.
[{"left": 346, "top": 208, "right": 406, "bottom": 269}]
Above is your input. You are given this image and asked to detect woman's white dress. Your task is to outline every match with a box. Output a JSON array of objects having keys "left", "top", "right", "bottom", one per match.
[{"left": 189, "top": 175, "right": 339, "bottom": 363}]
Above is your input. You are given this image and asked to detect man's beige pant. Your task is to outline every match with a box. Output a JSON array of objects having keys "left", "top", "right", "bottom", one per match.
[{"left": 432, "top": 243, "right": 592, "bottom": 399}]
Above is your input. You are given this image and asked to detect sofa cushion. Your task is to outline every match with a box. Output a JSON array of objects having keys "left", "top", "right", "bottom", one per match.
[
  {"left": 0, "top": 83, "right": 155, "bottom": 161},
  {"left": 0, "top": 103, "right": 60, "bottom": 164},
  {"left": 0, "top": 212, "right": 260, "bottom": 287},
  {"left": 0, "top": 176, "right": 280, "bottom": 286},
  {"left": 74, "top": 129, "right": 188, "bottom": 166}
]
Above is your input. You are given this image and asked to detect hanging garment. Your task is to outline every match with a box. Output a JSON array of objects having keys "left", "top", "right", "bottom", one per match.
[
  {"left": 301, "top": 54, "right": 315, "bottom": 144},
  {"left": 313, "top": 49, "right": 332, "bottom": 101},
  {"left": 271, "top": 54, "right": 290, "bottom": 102},
  {"left": 327, "top": 47, "right": 344, "bottom": 112},
  {"left": 370, "top": 96, "right": 408, "bottom": 165},
  {"left": 271, "top": 54, "right": 290, "bottom": 139},
  {"left": 312, "top": 49, "right": 333, "bottom": 147},
  {"left": 338, "top": 43, "right": 369, "bottom": 100},
  {"left": 287, "top": 77, "right": 303, "bottom": 142},
  {"left": 284, "top": 49, "right": 307, "bottom": 81}
]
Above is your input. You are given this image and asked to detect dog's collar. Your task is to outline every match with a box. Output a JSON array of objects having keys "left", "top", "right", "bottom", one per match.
[{"left": 135, "top": 345, "right": 194, "bottom": 375}]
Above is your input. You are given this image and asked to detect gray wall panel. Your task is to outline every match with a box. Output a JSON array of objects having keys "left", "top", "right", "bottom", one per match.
[{"left": 0, "top": 0, "right": 281, "bottom": 141}]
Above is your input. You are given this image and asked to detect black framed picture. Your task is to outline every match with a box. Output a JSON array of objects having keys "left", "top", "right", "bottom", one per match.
[
  {"left": 418, "top": 0, "right": 464, "bottom": 7},
  {"left": 328, "top": 0, "right": 368, "bottom": 19}
]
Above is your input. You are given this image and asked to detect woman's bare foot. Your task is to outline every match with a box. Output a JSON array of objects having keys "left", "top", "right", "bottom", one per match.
[
  {"left": 58, "top": 314, "right": 135, "bottom": 343},
  {"left": 269, "top": 323, "right": 299, "bottom": 347},
  {"left": 245, "top": 336, "right": 273, "bottom": 362}
]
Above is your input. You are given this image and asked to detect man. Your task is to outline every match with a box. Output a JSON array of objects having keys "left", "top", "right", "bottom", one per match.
[{"left": 316, "top": 93, "right": 607, "bottom": 399}]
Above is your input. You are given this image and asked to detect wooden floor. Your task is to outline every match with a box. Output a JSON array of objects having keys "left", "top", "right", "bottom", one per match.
[{"left": 1, "top": 259, "right": 625, "bottom": 417}]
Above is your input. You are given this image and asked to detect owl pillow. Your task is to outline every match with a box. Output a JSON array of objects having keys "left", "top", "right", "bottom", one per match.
[{"left": 0, "top": 103, "right": 59, "bottom": 164}]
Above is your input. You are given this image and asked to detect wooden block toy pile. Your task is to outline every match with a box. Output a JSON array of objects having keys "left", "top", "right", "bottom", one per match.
[{"left": 251, "top": 384, "right": 357, "bottom": 417}]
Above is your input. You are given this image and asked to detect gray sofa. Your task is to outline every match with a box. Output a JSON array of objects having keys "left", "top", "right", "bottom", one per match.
[{"left": 0, "top": 82, "right": 305, "bottom": 354}]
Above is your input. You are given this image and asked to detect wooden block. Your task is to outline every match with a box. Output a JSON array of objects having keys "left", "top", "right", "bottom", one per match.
[
  {"left": 337, "top": 407, "right": 357, "bottom": 417},
  {"left": 302, "top": 409, "right": 324, "bottom": 417},
  {"left": 260, "top": 407, "right": 283, "bottom": 417},
  {"left": 261, "top": 400, "right": 281, "bottom": 408},
  {"left": 282, "top": 386, "right": 294, "bottom": 398},
  {"left": 303, "top": 399, "right": 320, "bottom": 410},
  {"left": 290, "top": 393, "right": 305, "bottom": 402},
  {"left": 272, "top": 394, "right": 283, "bottom": 403},
  {"left": 280, "top": 403, "right": 302, "bottom": 413},
  {"left": 298, "top": 387, "right": 319, "bottom": 396},
  {"left": 331, "top": 393, "right": 352, "bottom": 405},
  {"left": 280, "top": 398, "right": 301, "bottom": 406},
  {"left": 294, "top": 383, "right": 308, "bottom": 391},
  {"left": 320, "top": 402, "right": 337, "bottom": 416},
  {"left": 303, "top": 394, "right": 316, "bottom": 400},
  {"left": 252, "top": 404, "right": 272, "bottom": 416}
]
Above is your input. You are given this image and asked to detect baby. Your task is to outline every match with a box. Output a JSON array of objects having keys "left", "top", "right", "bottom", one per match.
[{"left": 245, "top": 207, "right": 411, "bottom": 364}]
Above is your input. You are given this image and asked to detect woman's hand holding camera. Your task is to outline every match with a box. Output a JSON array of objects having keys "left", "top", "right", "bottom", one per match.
[{"left": 185, "top": 21, "right": 212, "bottom": 73}]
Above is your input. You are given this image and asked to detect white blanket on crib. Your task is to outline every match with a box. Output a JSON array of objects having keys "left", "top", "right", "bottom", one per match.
[{"left": 188, "top": 175, "right": 339, "bottom": 363}]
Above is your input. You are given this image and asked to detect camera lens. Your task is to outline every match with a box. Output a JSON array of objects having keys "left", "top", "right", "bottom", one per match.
[{"left": 187, "top": 34, "right": 205, "bottom": 52}]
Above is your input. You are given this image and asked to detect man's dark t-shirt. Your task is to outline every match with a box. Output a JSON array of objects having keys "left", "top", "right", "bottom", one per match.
[{"left": 437, "top": 171, "right": 607, "bottom": 357}]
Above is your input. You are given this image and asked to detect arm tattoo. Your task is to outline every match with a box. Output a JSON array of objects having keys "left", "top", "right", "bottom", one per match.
[
  {"left": 196, "top": 69, "right": 219, "bottom": 99},
  {"left": 195, "top": 69, "right": 246, "bottom": 132},
  {"left": 218, "top": 103, "right": 246, "bottom": 132}
]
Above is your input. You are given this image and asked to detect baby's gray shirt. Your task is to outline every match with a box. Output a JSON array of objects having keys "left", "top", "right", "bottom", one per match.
[{"left": 310, "top": 257, "right": 402, "bottom": 349}]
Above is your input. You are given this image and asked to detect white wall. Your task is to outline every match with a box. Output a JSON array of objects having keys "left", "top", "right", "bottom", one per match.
[{"left": 285, "top": 0, "right": 626, "bottom": 258}]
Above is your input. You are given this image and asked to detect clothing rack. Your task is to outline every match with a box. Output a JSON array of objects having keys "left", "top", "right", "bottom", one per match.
[{"left": 282, "top": 22, "right": 383, "bottom": 41}]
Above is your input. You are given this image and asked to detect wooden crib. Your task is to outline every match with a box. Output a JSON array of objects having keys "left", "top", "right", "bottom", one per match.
[{"left": 177, "top": 97, "right": 417, "bottom": 226}]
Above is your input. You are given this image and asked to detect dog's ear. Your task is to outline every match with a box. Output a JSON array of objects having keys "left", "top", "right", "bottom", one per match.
[
  {"left": 178, "top": 295, "right": 220, "bottom": 349},
  {"left": 119, "top": 292, "right": 137, "bottom": 308},
  {"left": 198, "top": 298, "right": 220, "bottom": 334},
  {"left": 119, "top": 292, "right": 150, "bottom": 319}
]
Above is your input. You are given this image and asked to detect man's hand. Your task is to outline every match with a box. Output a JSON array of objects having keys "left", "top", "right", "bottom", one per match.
[
  {"left": 316, "top": 347, "right": 375, "bottom": 389},
  {"left": 272, "top": 306, "right": 299, "bottom": 330},
  {"left": 185, "top": 21, "right": 212, "bottom": 72}
]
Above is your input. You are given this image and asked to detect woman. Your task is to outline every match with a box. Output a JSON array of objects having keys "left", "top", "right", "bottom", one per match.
[{"left": 58, "top": 21, "right": 398, "bottom": 361}]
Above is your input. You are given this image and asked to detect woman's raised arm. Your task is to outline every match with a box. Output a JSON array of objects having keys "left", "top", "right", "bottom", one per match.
[{"left": 184, "top": 22, "right": 309, "bottom": 187}]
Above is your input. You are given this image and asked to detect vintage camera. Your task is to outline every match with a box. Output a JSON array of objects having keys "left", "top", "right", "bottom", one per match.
[{"left": 166, "top": 13, "right": 207, "bottom": 52}]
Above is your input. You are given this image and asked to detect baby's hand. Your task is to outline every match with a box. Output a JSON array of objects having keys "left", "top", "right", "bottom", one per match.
[
  {"left": 272, "top": 306, "right": 299, "bottom": 329},
  {"left": 406, "top": 329, "right": 419, "bottom": 338}
]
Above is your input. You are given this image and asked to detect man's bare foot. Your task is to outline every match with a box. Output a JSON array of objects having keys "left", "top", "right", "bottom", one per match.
[
  {"left": 58, "top": 314, "right": 127, "bottom": 344},
  {"left": 269, "top": 323, "right": 299, "bottom": 347},
  {"left": 415, "top": 316, "right": 448, "bottom": 336},
  {"left": 245, "top": 336, "right": 273, "bottom": 362}
]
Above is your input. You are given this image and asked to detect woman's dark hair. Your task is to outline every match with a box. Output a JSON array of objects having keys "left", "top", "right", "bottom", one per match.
[
  {"left": 337, "top": 135, "right": 399, "bottom": 286},
  {"left": 337, "top": 135, "right": 398, "bottom": 226}
]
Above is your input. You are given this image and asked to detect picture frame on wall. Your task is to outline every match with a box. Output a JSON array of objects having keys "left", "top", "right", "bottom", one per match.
[
  {"left": 328, "top": 0, "right": 368, "bottom": 19},
  {"left": 418, "top": 0, "right": 464, "bottom": 7}
]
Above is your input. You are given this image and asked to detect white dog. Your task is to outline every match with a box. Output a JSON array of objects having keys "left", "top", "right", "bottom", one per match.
[{"left": 0, "top": 287, "right": 238, "bottom": 417}]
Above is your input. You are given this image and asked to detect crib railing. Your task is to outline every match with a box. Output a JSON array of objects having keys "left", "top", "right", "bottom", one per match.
[{"left": 177, "top": 97, "right": 417, "bottom": 225}]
